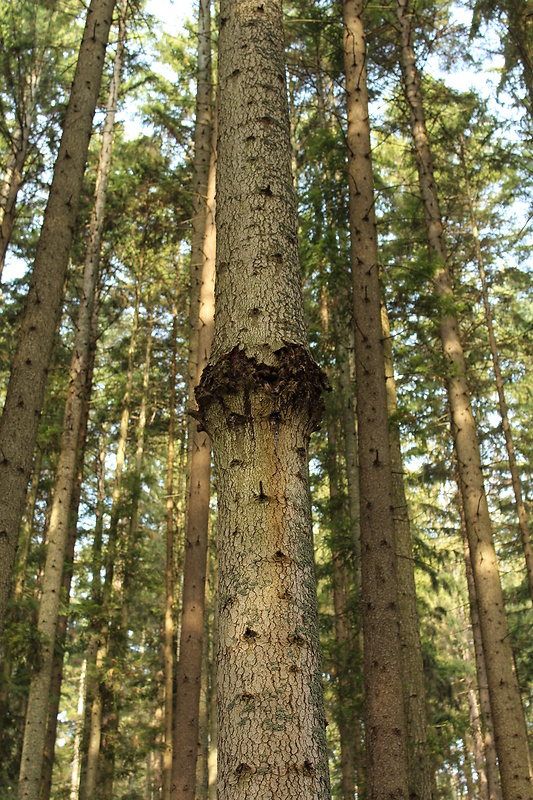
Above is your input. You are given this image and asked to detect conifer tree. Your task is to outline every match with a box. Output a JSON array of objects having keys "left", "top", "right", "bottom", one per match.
[
  {"left": 0, "top": 0, "right": 117, "bottom": 639},
  {"left": 196, "top": 0, "right": 330, "bottom": 796}
]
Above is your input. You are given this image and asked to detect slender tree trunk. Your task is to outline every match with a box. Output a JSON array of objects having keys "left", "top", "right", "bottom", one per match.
[
  {"left": 395, "top": 1, "right": 533, "bottom": 795},
  {"left": 77, "top": 428, "right": 107, "bottom": 800},
  {"left": 0, "top": 0, "right": 116, "bottom": 637},
  {"left": 321, "top": 294, "right": 358, "bottom": 800},
  {"left": 40, "top": 334, "right": 97, "bottom": 800},
  {"left": 171, "top": 91, "right": 216, "bottom": 800},
  {"left": 17, "top": 8, "right": 125, "bottom": 792},
  {"left": 70, "top": 659, "right": 87, "bottom": 800},
  {"left": 84, "top": 268, "right": 142, "bottom": 798},
  {"left": 163, "top": 266, "right": 180, "bottom": 800},
  {"left": 381, "top": 304, "right": 433, "bottom": 800},
  {"left": 459, "top": 139, "right": 533, "bottom": 604},
  {"left": 196, "top": 2, "right": 330, "bottom": 797},
  {"left": 459, "top": 488, "right": 502, "bottom": 800},
  {"left": 463, "top": 642, "right": 490, "bottom": 800},
  {"left": 342, "top": 0, "right": 409, "bottom": 796},
  {"left": 99, "top": 304, "right": 153, "bottom": 800}
]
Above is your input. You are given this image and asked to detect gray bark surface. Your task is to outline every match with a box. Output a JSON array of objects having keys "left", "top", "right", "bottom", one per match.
[{"left": 196, "top": 2, "right": 330, "bottom": 797}]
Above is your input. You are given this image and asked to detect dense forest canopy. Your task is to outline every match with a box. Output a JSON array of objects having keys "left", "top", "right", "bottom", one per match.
[{"left": 0, "top": 0, "right": 532, "bottom": 798}]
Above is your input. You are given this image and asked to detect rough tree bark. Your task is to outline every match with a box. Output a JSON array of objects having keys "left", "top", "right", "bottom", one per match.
[
  {"left": 195, "top": 1, "right": 330, "bottom": 797},
  {"left": 395, "top": 0, "right": 533, "bottom": 795},
  {"left": 0, "top": 0, "right": 116, "bottom": 638},
  {"left": 342, "top": 0, "right": 409, "bottom": 796}
]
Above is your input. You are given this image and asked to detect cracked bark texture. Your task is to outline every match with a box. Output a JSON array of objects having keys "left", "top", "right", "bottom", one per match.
[
  {"left": 0, "top": 0, "right": 116, "bottom": 640},
  {"left": 342, "top": 0, "right": 409, "bottom": 797},
  {"left": 395, "top": 0, "right": 533, "bottom": 796},
  {"left": 196, "top": 1, "right": 330, "bottom": 797}
]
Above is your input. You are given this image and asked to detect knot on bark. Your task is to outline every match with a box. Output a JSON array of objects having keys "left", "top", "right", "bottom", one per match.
[{"left": 195, "top": 345, "right": 328, "bottom": 434}]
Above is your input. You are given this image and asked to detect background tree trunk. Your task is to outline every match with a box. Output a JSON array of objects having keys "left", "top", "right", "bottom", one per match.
[
  {"left": 0, "top": 0, "right": 116, "bottom": 638},
  {"left": 342, "top": 0, "right": 409, "bottom": 796}
]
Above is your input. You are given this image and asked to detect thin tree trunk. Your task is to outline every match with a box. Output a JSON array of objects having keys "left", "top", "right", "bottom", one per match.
[
  {"left": 84, "top": 267, "right": 142, "bottom": 798},
  {"left": 321, "top": 294, "right": 358, "bottom": 800},
  {"left": 171, "top": 92, "right": 216, "bottom": 800},
  {"left": 381, "top": 304, "right": 433, "bottom": 800},
  {"left": 40, "top": 333, "right": 97, "bottom": 800},
  {"left": 77, "top": 428, "right": 107, "bottom": 800},
  {"left": 463, "top": 642, "right": 490, "bottom": 800},
  {"left": 459, "top": 139, "right": 533, "bottom": 604},
  {"left": 459, "top": 488, "right": 502, "bottom": 800},
  {"left": 395, "top": 1, "right": 533, "bottom": 795},
  {"left": 99, "top": 304, "right": 153, "bottom": 800},
  {"left": 17, "top": 7, "right": 125, "bottom": 792},
  {"left": 342, "top": 0, "right": 409, "bottom": 796},
  {"left": 196, "top": 1, "right": 330, "bottom": 796},
  {"left": 70, "top": 659, "right": 87, "bottom": 800},
  {"left": 0, "top": 0, "right": 116, "bottom": 638},
  {"left": 162, "top": 264, "right": 180, "bottom": 800}
]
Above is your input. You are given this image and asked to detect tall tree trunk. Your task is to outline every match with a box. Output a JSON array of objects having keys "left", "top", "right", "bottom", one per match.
[
  {"left": 171, "top": 91, "right": 216, "bottom": 800},
  {"left": 381, "top": 304, "right": 433, "bottom": 800},
  {"left": 162, "top": 266, "right": 180, "bottom": 800},
  {"left": 395, "top": 1, "right": 533, "bottom": 795},
  {"left": 40, "top": 332, "right": 97, "bottom": 800},
  {"left": 0, "top": 0, "right": 116, "bottom": 637},
  {"left": 196, "top": 1, "right": 330, "bottom": 797},
  {"left": 70, "top": 659, "right": 87, "bottom": 800},
  {"left": 459, "top": 139, "right": 533, "bottom": 604},
  {"left": 458, "top": 483, "right": 503, "bottom": 800},
  {"left": 99, "top": 305, "right": 153, "bottom": 800},
  {"left": 78, "top": 428, "right": 108, "bottom": 800},
  {"left": 84, "top": 267, "right": 142, "bottom": 798},
  {"left": 463, "top": 640, "right": 490, "bottom": 800},
  {"left": 342, "top": 0, "right": 410, "bottom": 797},
  {"left": 321, "top": 294, "right": 358, "bottom": 800},
  {"left": 16, "top": 8, "right": 125, "bottom": 793}
]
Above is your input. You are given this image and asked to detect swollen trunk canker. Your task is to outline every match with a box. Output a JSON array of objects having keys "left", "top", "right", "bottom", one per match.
[{"left": 195, "top": 2, "right": 330, "bottom": 797}]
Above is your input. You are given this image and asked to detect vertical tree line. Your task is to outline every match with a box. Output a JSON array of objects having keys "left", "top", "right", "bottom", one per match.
[{"left": 0, "top": 0, "right": 532, "bottom": 797}]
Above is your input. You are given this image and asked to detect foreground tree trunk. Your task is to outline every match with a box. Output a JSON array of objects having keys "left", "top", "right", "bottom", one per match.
[
  {"left": 196, "top": 1, "right": 330, "bottom": 797},
  {"left": 395, "top": 0, "right": 533, "bottom": 795},
  {"left": 0, "top": 0, "right": 116, "bottom": 639},
  {"left": 342, "top": 0, "right": 409, "bottom": 797}
]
